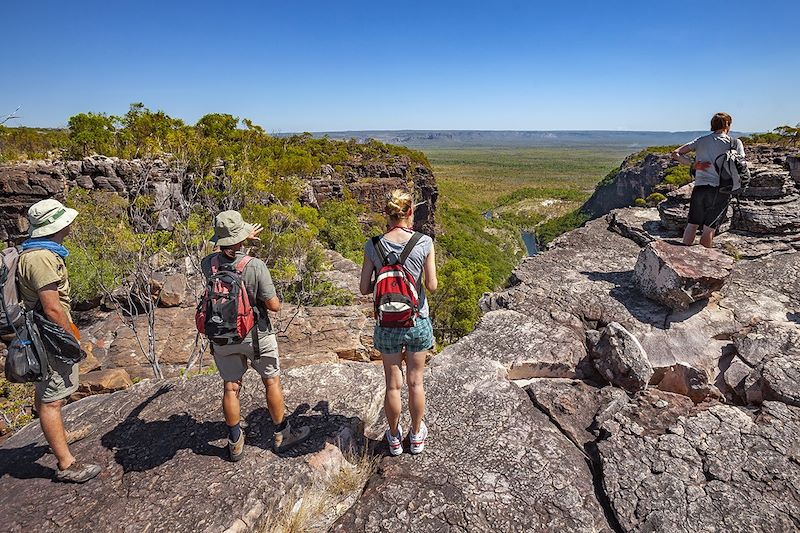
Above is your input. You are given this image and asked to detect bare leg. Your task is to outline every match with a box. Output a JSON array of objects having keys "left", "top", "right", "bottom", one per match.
[
  {"left": 683, "top": 223, "right": 699, "bottom": 245},
  {"left": 262, "top": 376, "right": 285, "bottom": 425},
  {"left": 36, "top": 397, "right": 75, "bottom": 471},
  {"left": 405, "top": 351, "right": 427, "bottom": 434},
  {"left": 381, "top": 353, "right": 404, "bottom": 435},
  {"left": 222, "top": 380, "right": 242, "bottom": 426},
  {"left": 699, "top": 226, "right": 716, "bottom": 248}
]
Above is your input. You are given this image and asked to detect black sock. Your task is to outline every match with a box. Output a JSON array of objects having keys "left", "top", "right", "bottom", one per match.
[
  {"left": 228, "top": 423, "right": 241, "bottom": 442},
  {"left": 276, "top": 418, "right": 288, "bottom": 432}
]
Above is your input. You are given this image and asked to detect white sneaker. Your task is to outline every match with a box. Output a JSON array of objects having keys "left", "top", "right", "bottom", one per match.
[
  {"left": 386, "top": 426, "right": 403, "bottom": 456},
  {"left": 409, "top": 422, "right": 428, "bottom": 455}
]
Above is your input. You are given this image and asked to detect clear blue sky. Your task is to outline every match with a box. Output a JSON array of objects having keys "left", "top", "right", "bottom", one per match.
[{"left": 2, "top": 0, "right": 798, "bottom": 132}]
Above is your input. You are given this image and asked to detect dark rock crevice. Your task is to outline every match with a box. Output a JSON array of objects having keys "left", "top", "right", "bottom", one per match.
[{"left": 524, "top": 384, "right": 625, "bottom": 533}]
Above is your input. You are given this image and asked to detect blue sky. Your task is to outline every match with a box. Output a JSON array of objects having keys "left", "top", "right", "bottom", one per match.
[{"left": 2, "top": 0, "right": 798, "bottom": 132}]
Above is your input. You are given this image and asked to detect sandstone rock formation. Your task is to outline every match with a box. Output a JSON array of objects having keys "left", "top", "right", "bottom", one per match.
[
  {"left": 633, "top": 240, "right": 734, "bottom": 310},
  {"left": 0, "top": 363, "right": 385, "bottom": 533},
  {"left": 0, "top": 154, "right": 438, "bottom": 246},
  {"left": 1, "top": 145, "right": 798, "bottom": 532},
  {"left": 581, "top": 151, "right": 673, "bottom": 217}
]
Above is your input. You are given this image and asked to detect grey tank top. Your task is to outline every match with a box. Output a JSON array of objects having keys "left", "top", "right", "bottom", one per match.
[{"left": 364, "top": 233, "right": 433, "bottom": 318}]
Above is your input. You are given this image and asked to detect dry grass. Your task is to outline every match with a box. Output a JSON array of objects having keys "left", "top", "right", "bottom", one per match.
[{"left": 261, "top": 449, "right": 380, "bottom": 533}]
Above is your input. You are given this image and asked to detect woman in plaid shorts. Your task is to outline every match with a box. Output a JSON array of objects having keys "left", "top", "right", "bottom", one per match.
[{"left": 360, "top": 190, "right": 438, "bottom": 456}]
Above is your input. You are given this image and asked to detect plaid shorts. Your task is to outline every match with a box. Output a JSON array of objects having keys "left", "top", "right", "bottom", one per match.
[{"left": 373, "top": 316, "right": 434, "bottom": 354}]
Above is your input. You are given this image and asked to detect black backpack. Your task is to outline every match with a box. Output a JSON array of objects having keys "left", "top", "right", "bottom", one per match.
[
  {"left": 715, "top": 136, "right": 751, "bottom": 195},
  {"left": 1, "top": 247, "right": 84, "bottom": 383}
]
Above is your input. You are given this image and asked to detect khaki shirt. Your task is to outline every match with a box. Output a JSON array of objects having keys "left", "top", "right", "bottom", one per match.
[
  {"left": 200, "top": 251, "right": 277, "bottom": 333},
  {"left": 16, "top": 249, "right": 72, "bottom": 322}
]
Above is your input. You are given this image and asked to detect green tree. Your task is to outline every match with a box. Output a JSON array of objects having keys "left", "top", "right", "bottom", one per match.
[
  {"left": 67, "top": 112, "right": 115, "bottom": 157},
  {"left": 429, "top": 258, "right": 492, "bottom": 345},
  {"left": 196, "top": 113, "right": 239, "bottom": 140}
]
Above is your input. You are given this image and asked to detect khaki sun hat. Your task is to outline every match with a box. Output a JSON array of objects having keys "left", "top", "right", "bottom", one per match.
[
  {"left": 28, "top": 199, "right": 79, "bottom": 238},
  {"left": 211, "top": 210, "right": 255, "bottom": 247}
]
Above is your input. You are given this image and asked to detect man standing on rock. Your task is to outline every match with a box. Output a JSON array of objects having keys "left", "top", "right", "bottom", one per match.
[
  {"left": 671, "top": 112, "right": 745, "bottom": 248},
  {"left": 16, "top": 199, "right": 101, "bottom": 483},
  {"left": 200, "top": 210, "right": 310, "bottom": 461}
]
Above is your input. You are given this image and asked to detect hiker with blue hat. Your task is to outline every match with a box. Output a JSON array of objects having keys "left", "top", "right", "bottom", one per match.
[{"left": 15, "top": 198, "right": 101, "bottom": 483}]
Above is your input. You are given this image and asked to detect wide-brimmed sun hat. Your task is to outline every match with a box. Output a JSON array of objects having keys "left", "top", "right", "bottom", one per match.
[
  {"left": 210, "top": 210, "right": 255, "bottom": 247},
  {"left": 28, "top": 199, "right": 79, "bottom": 238}
]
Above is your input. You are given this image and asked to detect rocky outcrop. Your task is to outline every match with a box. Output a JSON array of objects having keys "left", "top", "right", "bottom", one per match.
[
  {"left": 0, "top": 153, "right": 439, "bottom": 245},
  {"left": 633, "top": 240, "right": 734, "bottom": 310},
  {"left": 0, "top": 363, "right": 385, "bottom": 533},
  {"left": 0, "top": 156, "right": 191, "bottom": 244},
  {"left": 308, "top": 157, "right": 438, "bottom": 236},
  {"left": 581, "top": 151, "right": 674, "bottom": 217}
]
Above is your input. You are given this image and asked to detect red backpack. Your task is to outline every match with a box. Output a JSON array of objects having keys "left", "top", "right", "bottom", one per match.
[
  {"left": 196, "top": 254, "right": 257, "bottom": 346},
  {"left": 372, "top": 232, "right": 423, "bottom": 328}
]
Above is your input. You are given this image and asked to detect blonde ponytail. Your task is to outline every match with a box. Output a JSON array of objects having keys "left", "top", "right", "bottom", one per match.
[{"left": 385, "top": 189, "right": 413, "bottom": 220}]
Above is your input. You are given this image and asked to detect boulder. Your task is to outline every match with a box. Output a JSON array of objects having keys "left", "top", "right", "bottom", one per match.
[
  {"left": 731, "top": 194, "right": 800, "bottom": 234},
  {"left": 633, "top": 240, "right": 735, "bottom": 310},
  {"left": 157, "top": 273, "right": 187, "bottom": 307},
  {"left": 654, "top": 363, "right": 717, "bottom": 404},
  {"left": 75, "top": 368, "right": 133, "bottom": 398},
  {"left": 590, "top": 322, "right": 653, "bottom": 392},
  {"left": 0, "top": 363, "right": 385, "bottom": 533}
]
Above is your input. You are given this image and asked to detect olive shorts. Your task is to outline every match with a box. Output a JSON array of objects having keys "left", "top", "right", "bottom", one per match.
[
  {"left": 36, "top": 357, "right": 80, "bottom": 403},
  {"left": 211, "top": 331, "right": 280, "bottom": 382}
]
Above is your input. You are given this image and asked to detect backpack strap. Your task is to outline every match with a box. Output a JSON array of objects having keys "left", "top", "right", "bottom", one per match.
[
  {"left": 210, "top": 254, "right": 220, "bottom": 274},
  {"left": 398, "top": 232, "right": 423, "bottom": 266},
  {"left": 234, "top": 255, "right": 253, "bottom": 274},
  {"left": 371, "top": 236, "right": 389, "bottom": 266}
]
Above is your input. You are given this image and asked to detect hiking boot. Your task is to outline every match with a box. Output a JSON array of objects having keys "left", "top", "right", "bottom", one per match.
[
  {"left": 273, "top": 421, "right": 311, "bottom": 453},
  {"left": 409, "top": 422, "right": 428, "bottom": 455},
  {"left": 228, "top": 429, "right": 245, "bottom": 462},
  {"left": 54, "top": 462, "right": 101, "bottom": 483},
  {"left": 386, "top": 426, "right": 403, "bottom": 456}
]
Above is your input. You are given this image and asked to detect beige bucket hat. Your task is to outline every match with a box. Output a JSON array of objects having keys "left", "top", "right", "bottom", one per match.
[
  {"left": 28, "top": 199, "right": 79, "bottom": 238},
  {"left": 210, "top": 210, "right": 255, "bottom": 247}
]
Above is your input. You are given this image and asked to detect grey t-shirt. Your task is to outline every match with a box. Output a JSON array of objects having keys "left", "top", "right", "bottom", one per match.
[
  {"left": 684, "top": 133, "right": 745, "bottom": 187},
  {"left": 200, "top": 251, "right": 277, "bottom": 333},
  {"left": 365, "top": 233, "right": 433, "bottom": 318}
]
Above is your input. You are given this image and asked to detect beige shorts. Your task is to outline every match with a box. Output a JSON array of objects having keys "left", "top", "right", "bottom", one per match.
[
  {"left": 211, "top": 331, "right": 280, "bottom": 382},
  {"left": 36, "top": 356, "right": 80, "bottom": 403}
]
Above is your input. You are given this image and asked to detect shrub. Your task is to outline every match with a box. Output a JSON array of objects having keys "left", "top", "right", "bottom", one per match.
[
  {"left": 646, "top": 192, "right": 667, "bottom": 206},
  {"left": 634, "top": 198, "right": 647, "bottom": 207},
  {"left": 662, "top": 165, "right": 691, "bottom": 187},
  {"left": 535, "top": 209, "right": 590, "bottom": 246}
]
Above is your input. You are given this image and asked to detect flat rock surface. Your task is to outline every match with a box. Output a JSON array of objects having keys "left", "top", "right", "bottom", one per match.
[
  {"left": 599, "top": 399, "right": 800, "bottom": 532},
  {"left": 0, "top": 363, "right": 384, "bottom": 533},
  {"left": 334, "top": 344, "right": 612, "bottom": 532}
]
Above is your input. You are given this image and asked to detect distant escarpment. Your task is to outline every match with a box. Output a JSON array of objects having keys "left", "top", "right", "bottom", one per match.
[
  {"left": 581, "top": 144, "right": 798, "bottom": 218},
  {"left": 0, "top": 153, "right": 437, "bottom": 246}
]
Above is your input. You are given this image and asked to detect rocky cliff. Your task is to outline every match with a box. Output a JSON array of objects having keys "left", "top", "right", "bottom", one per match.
[
  {"left": 581, "top": 144, "right": 799, "bottom": 219},
  {"left": 0, "top": 148, "right": 798, "bottom": 532},
  {"left": 0, "top": 154, "right": 438, "bottom": 246}
]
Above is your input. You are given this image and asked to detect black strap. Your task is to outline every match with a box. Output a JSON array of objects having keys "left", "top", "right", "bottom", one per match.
[
  {"left": 399, "top": 232, "right": 423, "bottom": 265},
  {"left": 371, "top": 236, "right": 389, "bottom": 266}
]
